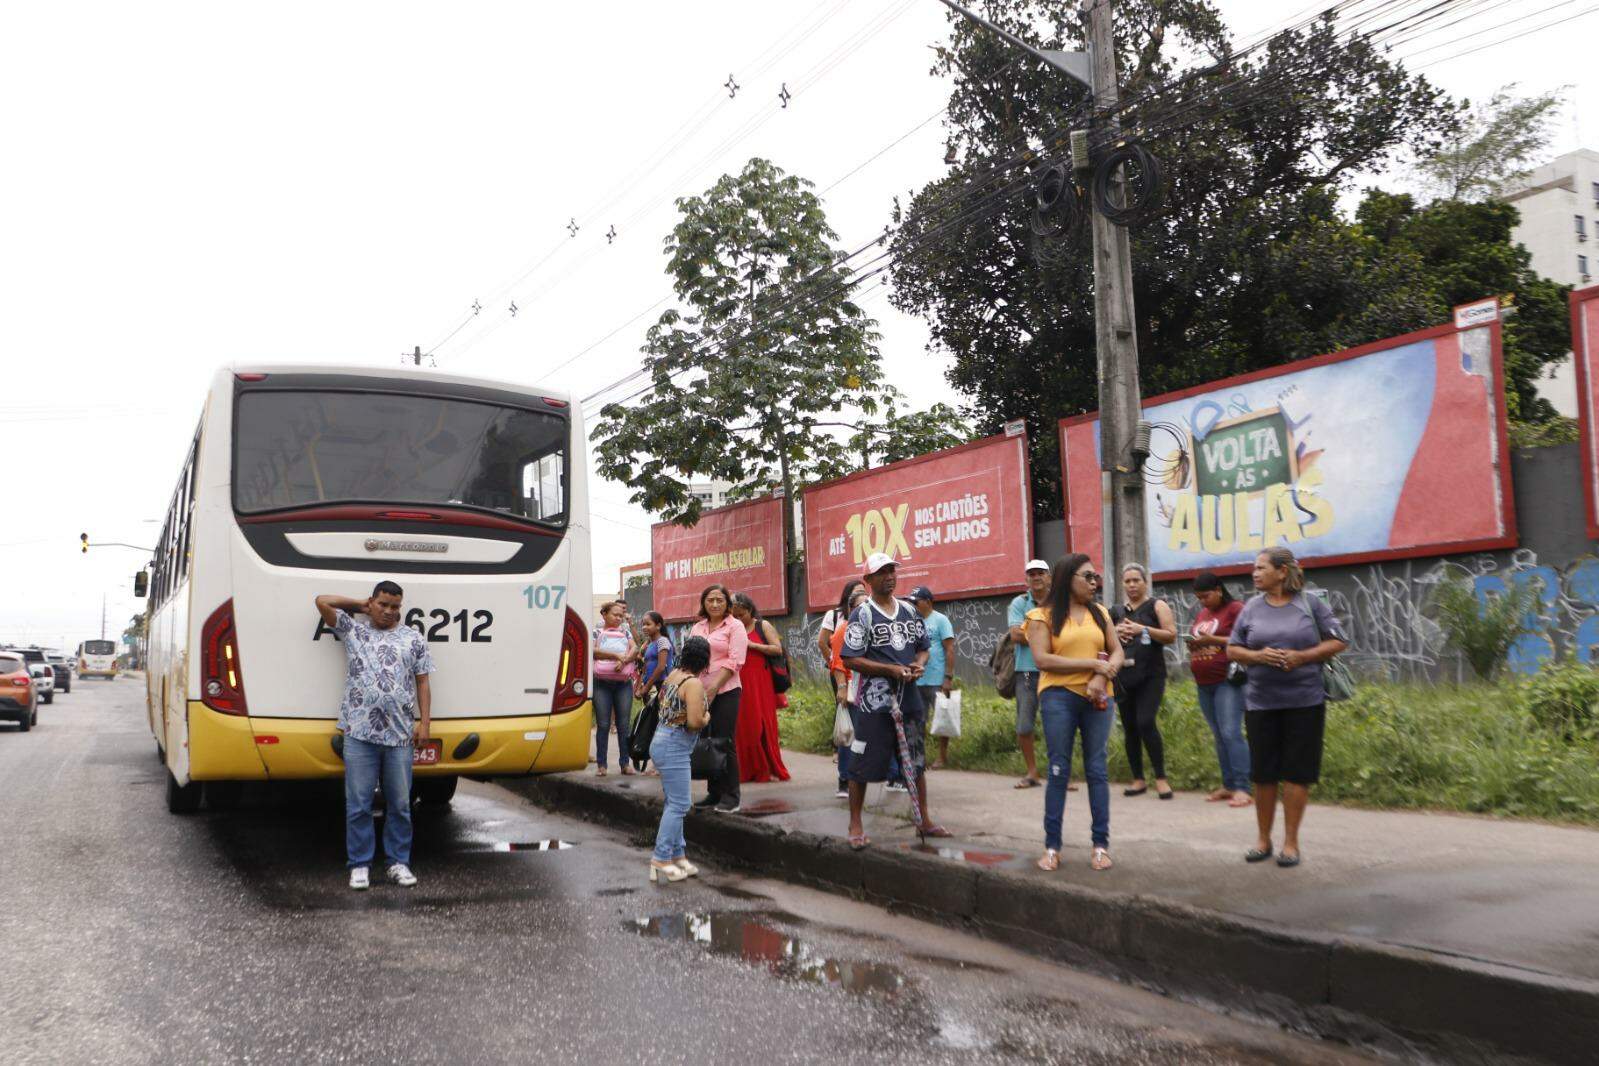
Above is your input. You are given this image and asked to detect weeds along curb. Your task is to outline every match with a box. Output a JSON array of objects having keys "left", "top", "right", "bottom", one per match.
[{"left": 502, "top": 774, "right": 1599, "bottom": 1065}]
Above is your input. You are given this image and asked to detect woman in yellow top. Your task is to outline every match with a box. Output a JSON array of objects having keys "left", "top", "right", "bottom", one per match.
[{"left": 1026, "top": 553, "right": 1124, "bottom": 873}]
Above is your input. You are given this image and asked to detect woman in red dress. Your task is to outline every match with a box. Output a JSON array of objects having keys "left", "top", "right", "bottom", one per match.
[{"left": 729, "top": 593, "right": 790, "bottom": 783}]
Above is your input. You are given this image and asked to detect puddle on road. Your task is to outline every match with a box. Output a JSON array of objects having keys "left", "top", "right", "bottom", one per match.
[
  {"left": 738, "top": 798, "right": 795, "bottom": 818},
  {"left": 629, "top": 910, "right": 910, "bottom": 998},
  {"left": 492, "top": 840, "right": 575, "bottom": 852},
  {"left": 900, "top": 843, "right": 1016, "bottom": 866}
]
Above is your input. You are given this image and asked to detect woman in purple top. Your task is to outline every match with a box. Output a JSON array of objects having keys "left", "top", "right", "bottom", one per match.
[{"left": 1226, "top": 547, "right": 1348, "bottom": 869}]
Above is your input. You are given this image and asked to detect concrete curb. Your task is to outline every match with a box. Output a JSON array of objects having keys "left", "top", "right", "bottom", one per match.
[{"left": 503, "top": 773, "right": 1599, "bottom": 1065}]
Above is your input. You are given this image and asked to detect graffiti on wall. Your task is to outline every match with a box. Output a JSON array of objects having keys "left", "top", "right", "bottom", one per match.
[{"left": 1157, "top": 549, "right": 1599, "bottom": 681}]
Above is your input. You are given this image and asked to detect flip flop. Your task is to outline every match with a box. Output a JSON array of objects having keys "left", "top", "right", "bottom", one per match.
[
  {"left": 917, "top": 824, "right": 953, "bottom": 838},
  {"left": 848, "top": 833, "right": 870, "bottom": 851},
  {"left": 1014, "top": 777, "right": 1041, "bottom": 789}
]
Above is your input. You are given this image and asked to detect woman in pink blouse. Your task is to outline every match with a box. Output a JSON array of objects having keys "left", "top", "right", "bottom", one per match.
[{"left": 688, "top": 584, "right": 747, "bottom": 813}]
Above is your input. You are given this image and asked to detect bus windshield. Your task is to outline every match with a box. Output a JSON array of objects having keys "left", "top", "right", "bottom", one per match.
[
  {"left": 83, "top": 641, "right": 116, "bottom": 655},
  {"left": 233, "top": 390, "right": 568, "bottom": 525}
]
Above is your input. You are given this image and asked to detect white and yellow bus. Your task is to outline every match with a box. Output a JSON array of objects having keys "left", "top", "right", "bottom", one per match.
[
  {"left": 140, "top": 365, "right": 593, "bottom": 813},
  {"left": 77, "top": 639, "right": 119, "bottom": 679}
]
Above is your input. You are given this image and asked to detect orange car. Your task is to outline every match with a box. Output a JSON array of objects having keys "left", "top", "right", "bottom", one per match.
[{"left": 1, "top": 652, "right": 38, "bottom": 731}]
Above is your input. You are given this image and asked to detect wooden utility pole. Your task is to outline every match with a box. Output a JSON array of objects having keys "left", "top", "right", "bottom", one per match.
[
  {"left": 937, "top": 0, "right": 1148, "bottom": 579},
  {"left": 1084, "top": 0, "right": 1147, "bottom": 585}
]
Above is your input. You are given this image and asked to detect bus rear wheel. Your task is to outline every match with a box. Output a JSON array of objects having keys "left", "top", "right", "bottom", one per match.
[
  {"left": 166, "top": 770, "right": 203, "bottom": 814},
  {"left": 205, "top": 781, "right": 242, "bottom": 810},
  {"left": 414, "top": 775, "right": 458, "bottom": 807}
]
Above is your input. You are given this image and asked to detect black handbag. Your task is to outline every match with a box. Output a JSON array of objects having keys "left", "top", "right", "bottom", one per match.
[
  {"left": 1226, "top": 660, "right": 1248, "bottom": 687},
  {"left": 768, "top": 649, "right": 792, "bottom": 694},
  {"left": 628, "top": 693, "right": 659, "bottom": 770},
  {"left": 689, "top": 735, "right": 731, "bottom": 781}
]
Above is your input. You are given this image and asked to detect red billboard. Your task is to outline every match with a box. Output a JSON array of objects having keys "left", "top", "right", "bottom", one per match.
[
  {"left": 651, "top": 496, "right": 787, "bottom": 622},
  {"left": 1571, "top": 285, "right": 1599, "bottom": 538},
  {"left": 802, "top": 433, "right": 1033, "bottom": 611},
  {"left": 1060, "top": 313, "right": 1516, "bottom": 579}
]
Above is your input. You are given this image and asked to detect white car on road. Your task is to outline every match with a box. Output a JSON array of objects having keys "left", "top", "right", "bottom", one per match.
[{"left": 29, "top": 663, "right": 55, "bottom": 705}]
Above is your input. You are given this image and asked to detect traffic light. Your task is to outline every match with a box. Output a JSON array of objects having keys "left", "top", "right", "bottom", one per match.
[{"left": 81, "top": 533, "right": 88, "bottom": 554}]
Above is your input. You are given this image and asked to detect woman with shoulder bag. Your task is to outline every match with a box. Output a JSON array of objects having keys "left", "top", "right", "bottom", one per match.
[
  {"left": 649, "top": 636, "right": 713, "bottom": 883},
  {"left": 1226, "top": 547, "right": 1349, "bottom": 868},
  {"left": 729, "top": 593, "right": 790, "bottom": 783},
  {"left": 688, "top": 584, "right": 747, "bottom": 813},
  {"left": 1110, "top": 563, "right": 1178, "bottom": 800}
]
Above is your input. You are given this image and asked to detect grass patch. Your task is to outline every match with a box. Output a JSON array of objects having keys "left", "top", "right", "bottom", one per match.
[{"left": 778, "top": 679, "right": 1599, "bottom": 826}]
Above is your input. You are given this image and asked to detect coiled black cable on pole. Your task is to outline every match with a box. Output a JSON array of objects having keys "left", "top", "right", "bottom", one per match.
[
  {"left": 1091, "top": 140, "right": 1163, "bottom": 227},
  {"left": 1025, "top": 161, "right": 1087, "bottom": 239}
]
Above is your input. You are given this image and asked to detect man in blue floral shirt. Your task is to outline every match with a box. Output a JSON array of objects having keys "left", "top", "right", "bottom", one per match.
[{"left": 316, "top": 581, "right": 434, "bottom": 891}]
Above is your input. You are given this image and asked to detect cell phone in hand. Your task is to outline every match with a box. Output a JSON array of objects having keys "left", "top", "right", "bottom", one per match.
[{"left": 1182, "top": 633, "right": 1199, "bottom": 644}]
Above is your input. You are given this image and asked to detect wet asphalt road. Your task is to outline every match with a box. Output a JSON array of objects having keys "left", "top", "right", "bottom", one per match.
[{"left": 0, "top": 681, "right": 1375, "bottom": 1065}]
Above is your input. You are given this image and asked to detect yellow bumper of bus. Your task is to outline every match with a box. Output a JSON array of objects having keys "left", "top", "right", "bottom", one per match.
[{"left": 186, "top": 701, "right": 592, "bottom": 781}]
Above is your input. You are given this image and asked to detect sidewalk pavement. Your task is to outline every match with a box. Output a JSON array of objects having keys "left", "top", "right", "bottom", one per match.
[
  {"left": 694, "top": 748, "right": 1599, "bottom": 983},
  {"left": 540, "top": 740, "right": 1599, "bottom": 1061}
]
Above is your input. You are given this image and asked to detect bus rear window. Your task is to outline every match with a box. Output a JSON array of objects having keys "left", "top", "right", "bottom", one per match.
[
  {"left": 83, "top": 641, "right": 116, "bottom": 655},
  {"left": 233, "top": 390, "right": 568, "bottom": 525}
]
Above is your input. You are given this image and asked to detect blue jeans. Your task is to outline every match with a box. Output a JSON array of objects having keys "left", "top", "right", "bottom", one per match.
[
  {"left": 1040, "top": 687, "right": 1113, "bottom": 850},
  {"left": 344, "top": 735, "right": 413, "bottom": 869},
  {"left": 649, "top": 725, "right": 696, "bottom": 862},
  {"left": 1196, "top": 682, "right": 1251, "bottom": 793},
  {"left": 592, "top": 679, "right": 634, "bottom": 769}
]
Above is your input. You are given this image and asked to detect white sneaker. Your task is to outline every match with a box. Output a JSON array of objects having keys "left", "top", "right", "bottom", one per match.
[
  {"left": 387, "top": 863, "right": 418, "bottom": 888},
  {"left": 349, "top": 866, "right": 370, "bottom": 891},
  {"left": 885, "top": 781, "right": 908, "bottom": 793}
]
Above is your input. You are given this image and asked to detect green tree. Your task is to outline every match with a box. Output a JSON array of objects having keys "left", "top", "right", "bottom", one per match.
[
  {"left": 1415, "top": 84, "right": 1566, "bottom": 202},
  {"left": 1430, "top": 572, "right": 1539, "bottom": 681},
  {"left": 846, "top": 395, "right": 969, "bottom": 468},
  {"left": 595, "top": 158, "right": 958, "bottom": 543},
  {"left": 122, "top": 612, "right": 146, "bottom": 645},
  {"left": 889, "top": 2, "right": 1458, "bottom": 516},
  {"left": 1356, "top": 191, "right": 1572, "bottom": 425}
]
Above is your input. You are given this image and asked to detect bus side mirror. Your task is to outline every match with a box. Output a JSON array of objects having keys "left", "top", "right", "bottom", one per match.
[{"left": 134, "top": 571, "right": 149, "bottom": 598}]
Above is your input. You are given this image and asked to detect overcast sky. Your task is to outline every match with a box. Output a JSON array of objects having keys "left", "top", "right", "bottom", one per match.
[{"left": 5, "top": 0, "right": 1595, "bottom": 648}]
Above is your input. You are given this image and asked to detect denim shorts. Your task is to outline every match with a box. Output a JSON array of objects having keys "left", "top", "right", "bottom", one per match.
[{"left": 1014, "top": 671, "right": 1040, "bottom": 735}]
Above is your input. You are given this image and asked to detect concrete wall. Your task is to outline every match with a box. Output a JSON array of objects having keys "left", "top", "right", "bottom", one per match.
[{"left": 621, "top": 445, "right": 1599, "bottom": 684}]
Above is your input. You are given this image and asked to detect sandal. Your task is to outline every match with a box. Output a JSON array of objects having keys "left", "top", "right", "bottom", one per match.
[
  {"left": 1090, "top": 847, "right": 1113, "bottom": 871},
  {"left": 918, "top": 824, "right": 953, "bottom": 839},
  {"left": 1037, "top": 849, "right": 1060, "bottom": 871},
  {"left": 595, "top": 767, "right": 607, "bottom": 777},
  {"left": 1014, "top": 777, "right": 1041, "bottom": 789},
  {"left": 1227, "top": 793, "right": 1254, "bottom": 808},
  {"left": 847, "top": 832, "right": 871, "bottom": 851},
  {"left": 1206, "top": 789, "right": 1232, "bottom": 802}
]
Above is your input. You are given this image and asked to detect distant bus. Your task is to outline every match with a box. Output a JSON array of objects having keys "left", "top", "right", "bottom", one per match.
[
  {"left": 140, "top": 365, "right": 593, "bottom": 813},
  {"left": 77, "top": 640, "right": 119, "bottom": 679}
]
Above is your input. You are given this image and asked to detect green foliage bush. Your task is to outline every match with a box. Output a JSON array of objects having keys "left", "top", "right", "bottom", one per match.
[
  {"left": 1522, "top": 662, "right": 1599, "bottom": 736},
  {"left": 1430, "top": 573, "right": 1540, "bottom": 680},
  {"left": 778, "top": 677, "right": 1599, "bottom": 826}
]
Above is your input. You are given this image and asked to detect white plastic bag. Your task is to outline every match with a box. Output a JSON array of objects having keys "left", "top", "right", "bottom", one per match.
[
  {"left": 831, "top": 702, "right": 855, "bottom": 748},
  {"left": 931, "top": 690, "right": 963, "bottom": 738}
]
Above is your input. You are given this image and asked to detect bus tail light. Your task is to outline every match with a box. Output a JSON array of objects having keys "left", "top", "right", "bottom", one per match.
[
  {"left": 201, "top": 599, "right": 249, "bottom": 715},
  {"left": 552, "top": 607, "right": 588, "bottom": 713}
]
